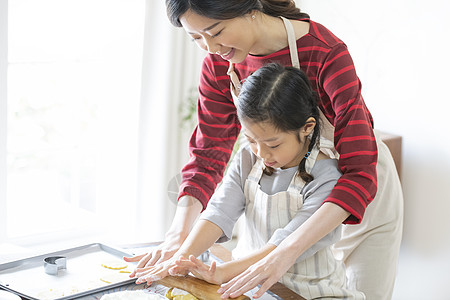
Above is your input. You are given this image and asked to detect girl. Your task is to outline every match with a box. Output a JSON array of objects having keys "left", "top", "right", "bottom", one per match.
[
  {"left": 126, "top": 1, "right": 403, "bottom": 299},
  {"left": 135, "top": 63, "right": 365, "bottom": 299}
]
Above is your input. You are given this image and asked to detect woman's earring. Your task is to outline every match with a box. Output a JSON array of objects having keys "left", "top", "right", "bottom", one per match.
[{"left": 251, "top": 15, "right": 256, "bottom": 20}]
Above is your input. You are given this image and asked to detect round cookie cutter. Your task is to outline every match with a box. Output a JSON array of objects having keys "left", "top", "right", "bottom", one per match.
[{"left": 44, "top": 256, "right": 67, "bottom": 275}]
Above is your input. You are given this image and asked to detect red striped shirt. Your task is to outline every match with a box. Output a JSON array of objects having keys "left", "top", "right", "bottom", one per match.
[{"left": 179, "top": 19, "right": 377, "bottom": 224}]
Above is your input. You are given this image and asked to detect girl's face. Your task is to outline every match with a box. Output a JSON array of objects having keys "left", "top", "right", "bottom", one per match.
[
  {"left": 242, "top": 120, "right": 313, "bottom": 169},
  {"left": 179, "top": 10, "right": 257, "bottom": 63}
]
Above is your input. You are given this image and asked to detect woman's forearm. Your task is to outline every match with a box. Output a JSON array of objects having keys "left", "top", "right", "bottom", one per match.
[
  {"left": 279, "top": 202, "right": 350, "bottom": 257},
  {"left": 166, "top": 195, "right": 203, "bottom": 241}
]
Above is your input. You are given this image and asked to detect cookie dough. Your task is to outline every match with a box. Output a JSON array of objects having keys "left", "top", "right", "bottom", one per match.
[
  {"left": 99, "top": 272, "right": 130, "bottom": 284},
  {"left": 101, "top": 260, "right": 129, "bottom": 270},
  {"left": 165, "top": 288, "right": 198, "bottom": 300}
]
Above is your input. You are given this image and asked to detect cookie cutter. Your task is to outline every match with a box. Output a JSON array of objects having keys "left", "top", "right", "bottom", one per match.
[
  {"left": 44, "top": 256, "right": 67, "bottom": 275},
  {"left": 200, "top": 249, "right": 210, "bottom": 262}
]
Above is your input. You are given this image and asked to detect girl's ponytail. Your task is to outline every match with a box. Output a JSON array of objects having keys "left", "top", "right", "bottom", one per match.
[{"left": 298, "top": 122, "right": 320, "bottom": 183}]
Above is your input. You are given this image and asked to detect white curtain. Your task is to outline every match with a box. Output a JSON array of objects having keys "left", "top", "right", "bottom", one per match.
[
  {"left": 0, "top": 0, "right": 204, "bottom": 249},
  {"left": 135, "top": 0, "right": 204, "bottom": 242}
]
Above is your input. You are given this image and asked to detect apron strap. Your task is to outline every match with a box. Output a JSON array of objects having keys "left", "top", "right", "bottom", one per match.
[
  {"left": 227, "top": 62, "right": 242, "bottom": 100},
  {"left": 248, "top": 158, "right": 265, "bottom": 182},
  {"left": 280, "top": 16, "right": 300, "bottom": 69}
]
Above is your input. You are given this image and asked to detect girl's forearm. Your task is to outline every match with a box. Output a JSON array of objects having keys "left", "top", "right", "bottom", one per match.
[
  {"left": 177, "top": 219, "right": 224, "bottom": 259},
  {"left": 217, "top": 244, "right": 276, "bottom": 283}
]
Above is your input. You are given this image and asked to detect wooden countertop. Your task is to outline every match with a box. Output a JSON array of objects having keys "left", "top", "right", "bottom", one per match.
[{"left": 209, "top": 244, "right": 305, "bottom": 300}]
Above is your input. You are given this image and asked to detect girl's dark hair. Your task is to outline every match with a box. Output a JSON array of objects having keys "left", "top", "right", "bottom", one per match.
[
  {"left": 166, "top": 0, "right": 309, "bottom": 27},
  {"left": 237, "top": 63, "right": 320, "bottom": 183}
]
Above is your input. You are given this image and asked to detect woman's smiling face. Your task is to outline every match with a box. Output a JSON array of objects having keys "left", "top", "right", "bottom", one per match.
[{"left": 179, "top": 9, "right": 257, "bottom": 63}]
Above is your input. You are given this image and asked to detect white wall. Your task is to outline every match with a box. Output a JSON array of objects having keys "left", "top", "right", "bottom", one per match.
[
  {"left": 0, "top": 0, "right": 7, "bottom": 243},
  {"left": 297, "top": 0, "right": 450, "bottom": 298},
  {"left": 167, "top": 1, "right": 450, "bottom": 297}
]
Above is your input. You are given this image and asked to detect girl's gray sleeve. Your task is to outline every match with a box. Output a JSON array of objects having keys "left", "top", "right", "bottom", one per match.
[
  {"left": 199, "top": 147, "right": 255, "bottom": 243},
  {"left": 268, "top": 159, "right": 343, "bottom": 262}
]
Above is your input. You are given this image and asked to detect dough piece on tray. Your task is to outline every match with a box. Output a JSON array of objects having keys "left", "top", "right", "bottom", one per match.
[
  {"left": 99, "top": 272, "right": 130, "bottom": 284},
  {"left": 101, "top": 260, "right": 129, "bottom": 270}
]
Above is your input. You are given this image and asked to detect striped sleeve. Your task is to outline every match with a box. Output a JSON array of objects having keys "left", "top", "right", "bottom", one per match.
[
  {"left": 318, "top": 43, "right": 377, "bottom": 224},
  {"left": 178, "top": 55, "right": 241, "bottom": 210}
]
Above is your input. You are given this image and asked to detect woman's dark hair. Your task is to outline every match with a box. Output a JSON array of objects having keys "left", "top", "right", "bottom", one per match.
[
  {"left": 237, "top": 63, "right": 320, "bottom": 183},
  {"left": 166, "top": 0, "right": 309, "bottom": 27}
]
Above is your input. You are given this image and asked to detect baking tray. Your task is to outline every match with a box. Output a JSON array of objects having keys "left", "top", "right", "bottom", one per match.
[
  {"left": 0, "top": 243, "right": 281, "bottom": 300},
  {"left": 0, "top": 243, "right": 138, "bottom": 300}
]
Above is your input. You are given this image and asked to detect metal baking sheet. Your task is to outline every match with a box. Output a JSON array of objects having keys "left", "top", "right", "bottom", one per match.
[
  {"left": 0, "top": 243, "right": 138, "bottom": 300},
  {"left": 0, "top": 243, "right": 281, "bottom": 300}
]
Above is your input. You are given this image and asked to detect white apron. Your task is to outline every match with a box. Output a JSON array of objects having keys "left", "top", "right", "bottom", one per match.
[
  {"left": 227, "top": 17, "right": 403, "bottom": 300},
  {"left": 232, "top": 146, "right": 365, "bottom": 299}
]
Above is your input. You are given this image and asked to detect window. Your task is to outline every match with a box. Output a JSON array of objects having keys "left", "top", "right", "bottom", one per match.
[{"left": 2, "top": 0, "right": 146, "bottom": 246}]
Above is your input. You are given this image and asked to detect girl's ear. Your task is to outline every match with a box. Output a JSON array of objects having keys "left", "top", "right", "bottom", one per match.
[{"left": 301, "top": 117, "right": 316, "bottom": 136}]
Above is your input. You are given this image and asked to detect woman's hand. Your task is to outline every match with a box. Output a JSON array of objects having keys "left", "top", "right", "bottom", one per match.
[
  {"left": 218, "top": 248, "right": 296, "bottom": 299},
  {"left": 124, "top": 195, "right": 204, "bottom": 278},
  {"left": 123, "top": 236, "right": 185, "bottom": 278},
  {"left": 170, "top": 255, "right": 223, "bottom": 285}
]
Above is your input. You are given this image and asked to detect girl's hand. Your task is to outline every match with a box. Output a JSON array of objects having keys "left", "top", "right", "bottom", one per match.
[
  {"left": 218, "top": 250, "right": 295, "bottom": 299},
  {"left": 170, "top": 255, "right": 223, "bottom": 285}
]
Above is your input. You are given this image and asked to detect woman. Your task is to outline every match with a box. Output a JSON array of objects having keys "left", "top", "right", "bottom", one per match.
[
  {"left": 126, "top": 1, "right": 403, "bottom": 299},
  {"left": 134, "top": 63, "right": 365, "bottom": 299}
]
